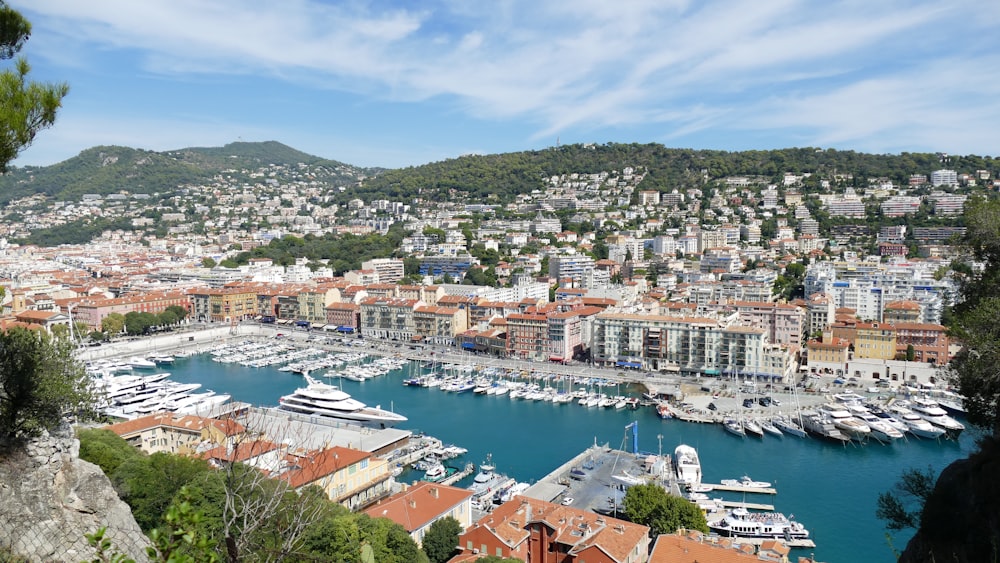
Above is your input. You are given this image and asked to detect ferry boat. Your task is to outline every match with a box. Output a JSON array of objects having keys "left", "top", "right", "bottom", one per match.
[
  {"left": 674, "top": 445, "right": 702, "bottom": 488},
  {"left": 276, "top": 375, "right": 407, "bottom": 428},
  {"left": 709, "top": 507, "right": 810, "bottom": 540}
]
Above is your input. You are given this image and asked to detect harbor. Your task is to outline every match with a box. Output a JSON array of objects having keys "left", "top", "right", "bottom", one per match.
[{"left": 82, "top": 330, "right": 980, "bottom": 563}]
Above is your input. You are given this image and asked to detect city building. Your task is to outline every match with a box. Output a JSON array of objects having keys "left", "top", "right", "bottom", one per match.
[
  {"left": 930, "top": 169, "right": 958, "bottom": 187},
  {"left": 363, "top": 482, "right": 474, "bottom": 547},
  {"left": 454, "top": 496, "right": 650, "bottom": 563}
]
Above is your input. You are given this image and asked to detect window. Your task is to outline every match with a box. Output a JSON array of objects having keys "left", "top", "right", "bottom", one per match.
[{"left": 496, "top": 547, "right": 502, "bottom": 557}]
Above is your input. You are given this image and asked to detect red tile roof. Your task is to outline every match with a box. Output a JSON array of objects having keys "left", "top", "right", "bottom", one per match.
[{"left": 362, "top": 481, "right": 472, "bottom": 532}]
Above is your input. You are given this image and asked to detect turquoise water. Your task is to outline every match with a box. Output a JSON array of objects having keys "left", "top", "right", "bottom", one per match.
[{"left": 169, "top": 353, "right": 978, "bottom": 563}]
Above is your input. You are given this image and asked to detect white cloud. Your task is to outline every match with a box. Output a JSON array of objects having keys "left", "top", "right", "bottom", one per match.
[{"left": 18, "top": 0, "right": 1000, "bottom": 160}]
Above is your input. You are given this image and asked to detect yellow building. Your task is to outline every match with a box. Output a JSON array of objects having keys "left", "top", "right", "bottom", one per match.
[
  {"left": 104, "top": 413, "right": 246, "bottom": 455},
  {"left": 854, "top": 322, "right": 897, "bottom": 360},
  {"left": 281, "top": 446, "right": 393, "bottom": 511}
]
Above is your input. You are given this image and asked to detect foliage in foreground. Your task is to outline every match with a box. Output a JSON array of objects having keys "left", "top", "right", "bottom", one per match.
[
  {"left": 0, "top": 327, "right": 92, "bottom": 447},
  {"left": 77, "top": 430, "right": 425, "bottom": 561},
  {"left": 422, "top": 516, "right": 461, "bottom": 563}
]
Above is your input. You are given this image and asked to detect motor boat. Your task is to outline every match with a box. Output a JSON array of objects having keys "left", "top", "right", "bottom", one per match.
[
  {"left": 908, "top": 397, "right": 965, "bottom": 437},
  {"left": 674, "top": 445, "right": 702, "bottom": 488}
]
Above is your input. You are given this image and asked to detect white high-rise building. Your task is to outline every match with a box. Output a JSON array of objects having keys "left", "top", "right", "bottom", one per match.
[{"left": 930, "top": 169, "right": 958, "bottom": 187}]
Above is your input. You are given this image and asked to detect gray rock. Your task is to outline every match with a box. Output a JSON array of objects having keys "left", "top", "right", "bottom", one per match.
[{"left": 0, "top": 426, "right": 151, "bottom": 562}]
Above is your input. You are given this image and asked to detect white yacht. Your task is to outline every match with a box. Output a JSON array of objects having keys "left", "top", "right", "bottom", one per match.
[
  {"left": 890, "top": 405, "right": 947, "bottom": 439},
  {"left": 127, "top": 357, "right": 157, "bottom": 370},
  {"left": 854, "top": 410, "right": 905, "bottom": 443},
  {"left": 908, "top": 397, "right": 965, "bottom": 437},
  {"left": 277, "top": 375, "right": 407, "bottom": 428},
  {"left": 674, "top": 445, "right": 702, "bottom": 488},
  {"left": 818, "top": 403, "right": 871, "bottom": 442}
]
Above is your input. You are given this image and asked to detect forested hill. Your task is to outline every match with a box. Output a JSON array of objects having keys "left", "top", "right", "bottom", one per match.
[
  {"left": 0, "top": 141, "right": 375, "bottom": 205},
  {"left": 3, "top": 141, "right": 997, "bottom": 206},
  {"left": 354, "top": 143, "right": 997, "bottom": 203}
]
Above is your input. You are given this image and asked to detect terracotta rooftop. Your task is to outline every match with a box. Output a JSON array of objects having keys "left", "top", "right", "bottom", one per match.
[{"left": 362, "top": 481, "right": 473, "bottom": 532}]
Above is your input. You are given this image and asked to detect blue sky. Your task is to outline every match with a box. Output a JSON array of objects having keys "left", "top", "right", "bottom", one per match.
[{"left": 13, "top": 0, "right": 1000, "bottom": 169}]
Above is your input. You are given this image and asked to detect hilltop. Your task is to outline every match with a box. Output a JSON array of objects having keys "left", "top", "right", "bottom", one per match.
[{"left": 0, "top": 141, "right": 376, "bottom": 205}]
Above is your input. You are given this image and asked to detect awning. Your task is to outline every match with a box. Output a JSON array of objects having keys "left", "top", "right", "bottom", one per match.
[
  {"left": 704, "top": 368, "right": 721, "bottom": 375},
  {"left": 616, "top": 361, "right": 641, "bottom": 368},
  {"left": 549, "top": 356, "right": 564, "bottom": 362},
  {"left": 336, "top": 326, "right": 355, "bottom": 332},
  {"left": 461, "top": 342, "right": 476, "bottom": 349}
]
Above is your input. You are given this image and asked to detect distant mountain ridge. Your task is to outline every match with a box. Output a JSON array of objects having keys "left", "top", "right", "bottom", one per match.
[{"left": 0, "top": 141, "right": 376, "bottom": 204}]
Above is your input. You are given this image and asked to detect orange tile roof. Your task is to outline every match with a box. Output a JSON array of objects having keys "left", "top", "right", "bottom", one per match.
[
  {"left": 104, "top": 413, "right": 245, "bottom": 437},
  {"left": 465, "top": 496, "right": 648, "bottom": 561},
  {"left": 362, "top": 481, "right": 473, "bottom": 532},
  {"left": 280, "top": 446, "right": 371, "bottom": 489},
  {"left": 201, "top": 439, "right": 280, "bottom": 464},
  {"left": 649, "top": 532, "right": 765, "bottom": 563}
]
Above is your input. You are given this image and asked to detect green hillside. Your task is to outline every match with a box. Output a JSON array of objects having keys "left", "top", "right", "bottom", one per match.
[
  {"left": 0, "top": 141, "right": 375, "bottom": 205},
  {"left": 352, "top": 143, "right": 997, "bottom": 204}
]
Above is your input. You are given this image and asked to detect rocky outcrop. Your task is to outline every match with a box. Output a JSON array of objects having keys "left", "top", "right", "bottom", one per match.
[
  {"left": 899, "top": 436, "right": 1000, "bottom": 563},
  {"left": 0, "top": 426, "right": 150, "bottom": 562}
]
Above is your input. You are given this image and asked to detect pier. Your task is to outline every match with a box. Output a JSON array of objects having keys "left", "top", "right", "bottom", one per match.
[
  {"left": 704, "top": 482, "right": 777, "bottom": 495},
  {"left": 440, "top": 462, "right": 475, "bottom": 486}
]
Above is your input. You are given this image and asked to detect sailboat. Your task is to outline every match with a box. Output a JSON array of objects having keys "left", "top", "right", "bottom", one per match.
[
  {"left": 725, "top": 367, "right": 746, "bottom": 437},
  {"left": 772, "top": 375, "right": 807, "bottom": 438}
]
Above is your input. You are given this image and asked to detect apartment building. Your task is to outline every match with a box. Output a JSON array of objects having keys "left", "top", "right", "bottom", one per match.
[
  {"left": 854, "top": 322, "right": 897, "bottom": 360},
  {"left": 413, "top": 305, "right": 467, "bottom": 345},
  {"left": 324, "top": 302, "right": 360, "bottom": 332},
  {"left": 894, "top": 322, "right": 949, "bottom": 364},
  {"left": 104, "top": 413, "right": 245, "bottom": 456},
  {"left": 360, "top": 258, "right": 405, "bottom": 283},
  {"left": 363, "top": 482, "right": 474, "bottom": 547},
  {"left": 359, "top": 297, "right": 420, "bottom": 341},
  {"left": 506, "top": 312, "right": 549, "bottom": 360},
  {"left": 591, "top": 313, "right": 795, "bottom": 380},
  {"left": 725, "top": 301, "right": 805, "bottom": 347},
  {"left": 279, "top": 446, "right": 393, "bottom": 511},
  {"left": 547, "top": 309, "right": 584, "bottom": 362},
  {"left": 73, "top": 290, "right": 189, "bottom": 329}
]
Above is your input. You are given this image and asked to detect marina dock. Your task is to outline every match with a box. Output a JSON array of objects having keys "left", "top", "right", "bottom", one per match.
[
  {"left": 704, "top": 482, "right": 777, "bottom": 495},
  {"left": 440, "top": 462, "right": 475, "bottom": 486}
]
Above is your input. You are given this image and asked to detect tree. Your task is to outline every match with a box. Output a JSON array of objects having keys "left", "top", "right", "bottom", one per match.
[
  {"left": 101, "top": 312, "right": 126, "bottom": 336},
  {"left": 0, "top": 327, "right": 92, "bottom": 446},
  {"left": 112, "top": 451, "right": 213, "bottom": 532},
  {"left": 622, "top": 483, "right": 708, "bottom": 535},
  {"left": 948, "top": 197, "right": 1000, "bottom": 436},
  {"left": 422, "top": 516, "right": 462, "bottom": 563},
  {"left": 78, "top": 428, "right": 143, "bottom": 478},
  {"left": 0, "top": 1, "right": 69, "bottom": 171},
  {"left": 201, "top": 257, "right": 217, "bottom": 269},
  {"left": 876, "top": 466, "right": 936, "bottom": 531}
]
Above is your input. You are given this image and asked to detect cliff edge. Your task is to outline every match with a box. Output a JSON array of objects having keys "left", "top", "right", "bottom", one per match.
[
  {"left": 0, "top": 426, "right": 150, "bottom": 562},
  {"left": 899, "top": 437, "right": 1000, "bottom": 562}
]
